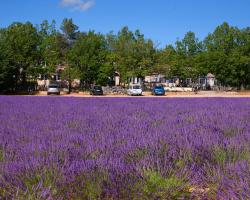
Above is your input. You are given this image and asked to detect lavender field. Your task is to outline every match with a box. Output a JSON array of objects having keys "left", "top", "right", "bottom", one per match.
[{"left": 0, "top": 96, "right": 250, "bottom": 199}]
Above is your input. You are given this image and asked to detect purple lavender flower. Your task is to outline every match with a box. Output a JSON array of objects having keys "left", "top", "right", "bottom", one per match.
[{"left": 0, "top": 96, "right": 249, "bottom": 199}]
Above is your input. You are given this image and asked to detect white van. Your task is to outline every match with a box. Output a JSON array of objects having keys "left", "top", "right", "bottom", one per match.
[
  {"left": 127, "top": 84, "right": 142, "bottom": 96},
  {"left": 47, "top": 84, "right": 60, "bottom": 95}
]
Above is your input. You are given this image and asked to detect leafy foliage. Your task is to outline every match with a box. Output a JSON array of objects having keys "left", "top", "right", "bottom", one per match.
[{"left": 0, "top": 20, "right": 250, "bottom": 91}]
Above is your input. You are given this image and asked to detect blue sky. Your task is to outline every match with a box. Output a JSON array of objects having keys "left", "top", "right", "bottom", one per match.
[{"left": 0, "top": 0, "right": 250, "bottom": 48}]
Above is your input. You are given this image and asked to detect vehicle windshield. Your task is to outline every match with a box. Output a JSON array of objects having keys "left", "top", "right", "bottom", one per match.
[
  {"left": 133, "top": 85, "right": 141, "bottom": 89},
  {"left": 49, "top": 85, "right": 59, "bottom": 88},
  {"left": 155, "top": 85, "right": 163, "bottom": 89},
  {"left": 94, "top": 86, "right": 102, "bottom": 90}
]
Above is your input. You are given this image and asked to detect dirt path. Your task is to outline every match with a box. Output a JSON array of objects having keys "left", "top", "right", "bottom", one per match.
[{"left": 37, "top": 91, "right": 250, "bottom": 98}]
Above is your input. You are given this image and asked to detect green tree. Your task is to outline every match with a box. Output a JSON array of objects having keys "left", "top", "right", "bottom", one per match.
[
  {"left": 132, "top": 30, "right": 156, "bottom": 77},
  {"left": 154, "top": 45, "right": 176, "bottom": 76},
  {"left": 203, "top": 22, "right": 250, "bottom": 88},
  {"left": 39, "top": 31, "right": 68, "bottom": 68},
  {"left": 204, "top": 22, "right": 237, "bottom": 54},
  {"left": 96, "top": 52, "right": 116, "bottom": 86},
  {"left": 0, "top": 28, "right": 12, "bottom": 91},
  {"left": 0, "top": 22, "right": 40, "bottom": 91},
  {"left": 107, "top": 27, "right": 156, "bottom": 84},
  {"left": 168, "top": 32, "right": 203, "bottom": 80},
  {"left": 67, "top": 31, "right": 108, "bottom": 88},
  {"left": 109, "top": 26, "right": 135, "bottom": 83},
  {"left": 182, "top": 31, "right": 203, "bottom": 56},
  {"left": 60, "top": 18, "right": 79, "bottom": 40}
]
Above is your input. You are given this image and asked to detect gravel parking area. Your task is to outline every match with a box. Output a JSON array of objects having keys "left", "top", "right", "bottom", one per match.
[{"left": 37, "top": 91, "right": 250, "bottom": 97}]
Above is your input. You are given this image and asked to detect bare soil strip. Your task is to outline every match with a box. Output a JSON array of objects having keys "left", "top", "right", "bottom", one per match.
[{"left": 37, "top": 91, "right": 250, "bottom": 97}]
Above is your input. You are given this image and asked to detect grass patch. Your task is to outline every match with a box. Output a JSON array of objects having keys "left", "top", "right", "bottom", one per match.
[
  {"left": 71, "top": 170, "right": 109, "bottom": 199},
  {"left": 125, "top": 147, "right": 149, "bottom": 164},
  {"left": 223, "top": 127, "right": 238, "bottom": 137},
  {"left": 141, "top": 169, "right": 190, "bottom": 199},
  {"left": 212, "top": 146, "right": 250, "bottom": 166},
  {"left": 151, "top": 119, "right": 165, "bottom": 127},
  {"left": 0, "top": 146, "right": 4, "bottom": 162}
]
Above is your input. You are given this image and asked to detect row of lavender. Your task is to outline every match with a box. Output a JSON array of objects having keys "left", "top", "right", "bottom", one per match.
[{"left": 0, "top": 96, "right": 250, "bottom": 199}]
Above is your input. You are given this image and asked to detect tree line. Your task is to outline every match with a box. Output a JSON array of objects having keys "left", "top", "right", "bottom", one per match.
[{"left": 0, "top": 18, "right": 249, "bottom": 92}]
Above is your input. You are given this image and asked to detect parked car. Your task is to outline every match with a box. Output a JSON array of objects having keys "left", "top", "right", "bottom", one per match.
[
  {"left": 152, "top": 84, "right": 165, "bottom": 95},
  {"left": 127, "top": 84, "right": 142, "bottom": 96},
  {"left": 47, "top": 84, "right": 60, "bottom": 95},
  {"left": 90, "top": 85, "right": 103, "bottom": 95},
  {"left": 27, "top": 85, "right": 36, "bottom": 95}
]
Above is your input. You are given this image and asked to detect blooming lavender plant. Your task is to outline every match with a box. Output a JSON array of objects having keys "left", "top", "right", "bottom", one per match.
[{"left": 0, "top": 96, "right": 249, "bottom": 199}]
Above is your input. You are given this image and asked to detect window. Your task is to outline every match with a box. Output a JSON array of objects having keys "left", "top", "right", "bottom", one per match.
[
  {"left": 49, "top": 85, "right": 59, "bottom": 88},
  {"left": 133, "top": 85, "right": 141, "bottom": 89}
]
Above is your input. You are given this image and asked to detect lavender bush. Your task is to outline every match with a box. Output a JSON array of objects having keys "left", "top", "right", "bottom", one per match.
[{"left": 0, "top": 96, "right": 250, "bottom": 199}]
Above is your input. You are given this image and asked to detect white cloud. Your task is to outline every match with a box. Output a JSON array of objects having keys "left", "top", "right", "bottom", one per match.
[{"left": 60, "top": 0, "right": 95, "bottom": 11}]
